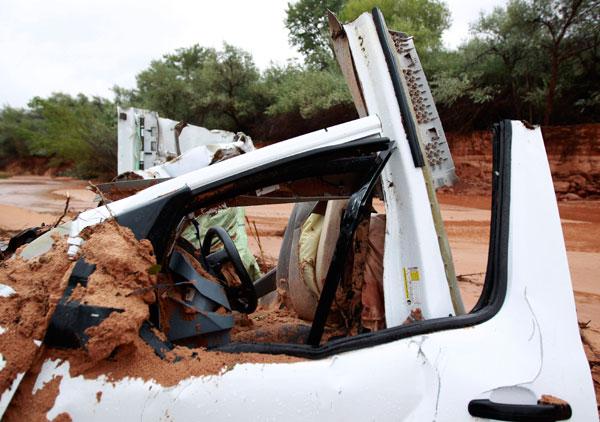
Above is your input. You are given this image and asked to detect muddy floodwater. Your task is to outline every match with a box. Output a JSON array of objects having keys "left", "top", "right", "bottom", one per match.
[
  {"left": 0, "top": 175, "right": 96, "bottom": 213},
  {"left": 0, "top": 175, "right": 598, "bottom": 402},
  {"left": 0, "top": 176, "right": 96, "bottom": 234}
]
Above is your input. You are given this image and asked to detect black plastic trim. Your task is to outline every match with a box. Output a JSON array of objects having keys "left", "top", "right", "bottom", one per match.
[
  {"left": 371, "top": 7, "right": 425, "bottom": 168},
  {"left": 468, "top": 398, "right": 572, "bottom": 421},
  {"left": 139, "top": 321, "right": 174, "bottom": 359},
  {"left": 190, "top": 136, "right": 390, "bottom": 197},
  {"left": 253, "top": 268, "right": 277, "bottom": 298},
  {"left": 44, "top": 259, "right": 123, "bottom": 349},
  {"left": 472, "top": 121, "right": 511, "bottom": 312},
  {"left": 216, "top": 120, "right": 512, "bottom": 359},
  {"left": 307, "top": 148, "right": 393, "bottom": 345},
  {"left": 139, "top": 186, "right": 193, "bottom": 265}
]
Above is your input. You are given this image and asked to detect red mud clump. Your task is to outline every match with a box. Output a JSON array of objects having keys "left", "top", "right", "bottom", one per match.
[
  {"left": 0, "top": 233, "right": 72, "bottom": 394},
  {"left": 0, "top": 220, "right": 158, "bottom": 420},
  {"left": 43, "top": 333, "right": 300, "bottom": 389},
  {"left": 232, "top": 307, "right": 312, "bottom": 344},
  {"left": 74, "top": 220, "right": 158, "bottom": 361}
]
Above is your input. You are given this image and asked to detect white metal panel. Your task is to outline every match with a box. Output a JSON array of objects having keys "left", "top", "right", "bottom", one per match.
[
  {"left": 344, "top": 14, "right": 454, "bottom": 325},
  {"left": 140, "top": 111, "right": 159, "bottom": 170},
  {"left": 116, "top": 107, "right": 141, "bottom": 174},
  {"left": 156, "top": 117, "right": 177, "bottom": 159},
  {"left": 501, "top": 121, "right": 597, "bottom": 419},
  {"left": 143, "top": 147, "right": 213, "bottom": 179},
  {"left": 117, "top": 107, "right": 250, "bottom": 175},
  {"left": 0, "top": 282, "right": 40, "bottom": 419},
  {"left": 38, "top": 306, "right": 542, "bottom": 421},
  {"left": 154, "top": 118, "right": 244, "bottom": 157},
  {"left": 178, "top": 127, "right": 240, "bottom": 152},
  {"left": 0, "top": 372, "right": 24, "bottom": 418}
]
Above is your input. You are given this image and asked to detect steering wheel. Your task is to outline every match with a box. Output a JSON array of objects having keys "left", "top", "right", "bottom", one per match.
[{"left": 201, "top": 226, "right": 258, "bottom": 314}]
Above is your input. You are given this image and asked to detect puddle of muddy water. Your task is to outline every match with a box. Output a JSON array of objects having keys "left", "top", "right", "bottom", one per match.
[{"left": 0, "top": 176, "right": 96, "bottom": 214}]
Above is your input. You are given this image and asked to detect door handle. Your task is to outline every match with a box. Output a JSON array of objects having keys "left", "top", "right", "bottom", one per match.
[{"left": 468, "top": 398, "right": 572, "bottom": 421}]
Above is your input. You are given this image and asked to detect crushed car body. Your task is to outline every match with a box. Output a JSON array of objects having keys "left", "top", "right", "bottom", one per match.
[{"left": 0, "top": 8, "right": 596, "bottom": 421}]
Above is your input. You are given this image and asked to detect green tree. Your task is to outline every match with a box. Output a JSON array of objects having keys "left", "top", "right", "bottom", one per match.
[
  {"left": 469, "top": 0, "right": 543, "bottom": 120},
  {"left": 134, "top": 46, "right": 216, "bottom": 123},
  {"left": 532, "top": 0, "right": 600, "bottom": 123},
  {"left": 26, "top": 93, "right": 116, "bottom": 177},
  {"left": 197, "top": 44, "right": 263, "bottom": 130},
  {"left": 340, "top": 0, "right": 451, "bottom": 59},
  {"left": 430, "top": 43, "right": 507, "bottom": 129},
  {"left": 0, "top": 107, "right": 38, "bottom": 162},
  {"left": 431, "top": 0, "right": 600, "bottom": 128},
  {"left": 285, "top": 0, "right": 345, "bottom": 69},
  {"left": 112, "top": 85, "right": 138, "bottom": 107},
  {"left": 262, "top": 63, "right": 351, "bottom": 118},
  {"left": 131, "top": 43, "right": 263, "bottom": 131}
]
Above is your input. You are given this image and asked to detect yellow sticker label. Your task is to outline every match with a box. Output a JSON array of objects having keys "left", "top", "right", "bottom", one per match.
[
  {"left": 409, "top": 268, "right": 420, "bottom": 281},
  {"left": 403, "top": 266, "right": 422, "bottom": 306}
]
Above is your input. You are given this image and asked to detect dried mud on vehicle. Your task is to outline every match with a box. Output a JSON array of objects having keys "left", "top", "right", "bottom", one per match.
[{"left": 0, "top": 222, "right": 300, "bottom": 420}]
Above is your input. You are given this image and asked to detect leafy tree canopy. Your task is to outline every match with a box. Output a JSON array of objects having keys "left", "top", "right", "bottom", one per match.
[
  {"left": 263, "top": 64, "right": 351, "bottom": 118},
  {"left": 128, "top": 43, "right": 262, "bottom": 132},
  {"left": 285, "top": 0, "right": 345, "bottom": 69},
  {"left": 340, "top": 0, "right": 451, "bottom": 55},
  {"left": 431, "top": 0, "right": 599, "bottom": 127}
]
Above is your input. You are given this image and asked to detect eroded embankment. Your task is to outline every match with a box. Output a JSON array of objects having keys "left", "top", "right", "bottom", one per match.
[{"left": 447, "top": 123, "right": 600, "bottom": 199}]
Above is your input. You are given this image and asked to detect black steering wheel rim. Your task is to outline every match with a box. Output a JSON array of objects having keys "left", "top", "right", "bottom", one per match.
[{"left": 201, "top": 226, "right": 257, "bottom": 313}]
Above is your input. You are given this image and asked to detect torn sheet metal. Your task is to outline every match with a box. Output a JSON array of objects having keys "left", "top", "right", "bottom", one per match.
[
  {"left": 117, "top": 107, "right": 254, "bottom": 175},
  {"left": 496, "top": 121, "right": 596, "bottom": 417},
  {"left": 328, "top": 11, "right": 462, "bottom": 316},
  {"left": 0, "top": 372, "right": 24, "bottom": 418},
  {"left": 389, "top": 31, "right": 457, "bottom": 189}
]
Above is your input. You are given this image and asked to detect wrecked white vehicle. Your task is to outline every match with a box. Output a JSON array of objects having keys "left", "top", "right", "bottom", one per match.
[{"left": 0, "top": 9, "right": 596, "bottom": 421}]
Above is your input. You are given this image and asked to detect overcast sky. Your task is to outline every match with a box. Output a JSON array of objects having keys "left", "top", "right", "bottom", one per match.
[{"left": 0, "top": 0, "right": 507, "bottom": 108}]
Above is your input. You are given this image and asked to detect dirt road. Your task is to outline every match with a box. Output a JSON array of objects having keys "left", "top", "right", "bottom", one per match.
[{"left": 0, "top": 176, "right": 598, "bottom": 399}]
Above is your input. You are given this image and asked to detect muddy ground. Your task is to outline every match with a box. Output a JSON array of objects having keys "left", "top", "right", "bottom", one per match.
[
  {"left": 0, "top": 176, "right": 96, "bottom": 242},
  {"left": 0, "top": 175, "right": 598, "bottom": 403}
]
